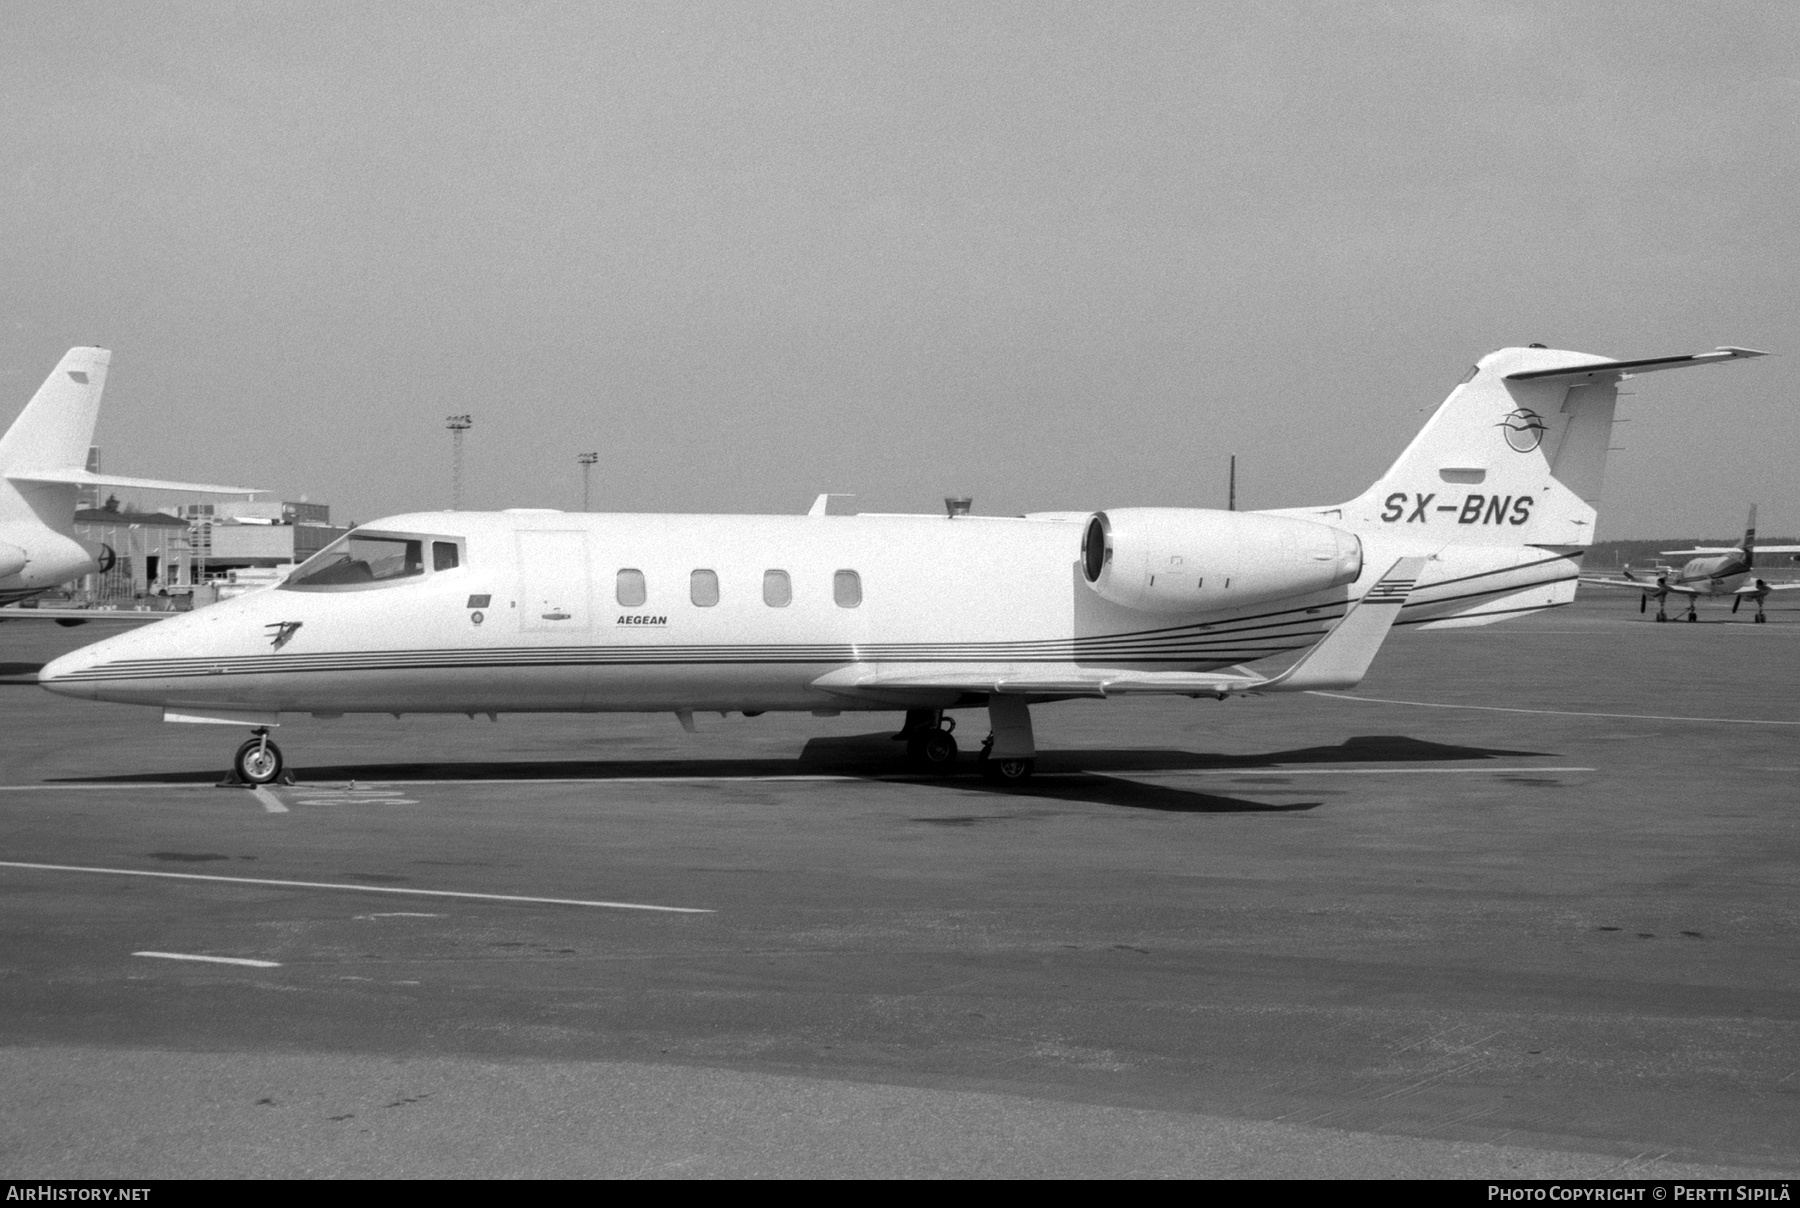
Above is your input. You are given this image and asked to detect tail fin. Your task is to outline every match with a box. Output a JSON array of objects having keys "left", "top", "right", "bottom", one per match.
[
  {"left": 1317, "top": 346, "right": 1765, "bottom": 548},
  {"left": 0, "top": 348, "right": 110, "bottom": 475},
  {"left": 1743, "top": 504, "right": 1757, "bottom": 569}
]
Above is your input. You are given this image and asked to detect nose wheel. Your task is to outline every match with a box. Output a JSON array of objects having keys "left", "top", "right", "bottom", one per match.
[{"left": 232, "top": 729, "right": 285, "bottom": 786}]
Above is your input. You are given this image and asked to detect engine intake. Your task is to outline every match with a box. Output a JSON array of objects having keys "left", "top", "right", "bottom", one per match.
[{"left": 1082, "top": 508, "right": 1362, "bottom": 614}]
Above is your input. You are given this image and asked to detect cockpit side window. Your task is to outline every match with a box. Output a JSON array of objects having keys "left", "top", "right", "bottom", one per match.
[{"left": 283, "top": 532, "right": 447, "bottom": 592}]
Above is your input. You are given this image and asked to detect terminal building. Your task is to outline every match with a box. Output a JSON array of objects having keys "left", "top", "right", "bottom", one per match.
[
  {"left": 68, "top": 492, "right": 347, "bottom": 603},
  {"left": 181, "top": 499, "right": 348, "bottom": 571}
]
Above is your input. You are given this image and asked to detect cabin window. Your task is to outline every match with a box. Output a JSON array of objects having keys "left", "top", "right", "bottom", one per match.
[
  {"left": 691, "top": 569, "right": 720, "bottom": 607},
  {"left": 616, "top": 569, "right": 646, "bottom": 607},
  {"left": 763, "top": 569, "right": 791, "bottom": 607},
  {"left": 433, "top": 541, "right": 460, "bottom": 571},
  {"left": 283, "top": 532, "right": 426, "bottom": 591},
  {"left": 833, "top": 569, "right": 862, "bottom": 608}
]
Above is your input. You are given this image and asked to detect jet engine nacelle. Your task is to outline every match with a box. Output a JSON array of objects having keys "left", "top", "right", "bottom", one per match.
[
  {"left": 1082, "top": 508, "right": 1362, "bottom": 614},
  {"left": 0, "top": 543, "right": 27, "bottom": 579}
]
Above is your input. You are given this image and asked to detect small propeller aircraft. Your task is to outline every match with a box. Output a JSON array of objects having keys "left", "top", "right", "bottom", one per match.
[
  {"left": 0, "top": 348, "right": 260, "bottom": 621},
  {"left": 1580, "top": 506, "right": 1800, "bottom": 622},
  {"left": 39, "top": 343, "right": 1766, "bottom": 785}
]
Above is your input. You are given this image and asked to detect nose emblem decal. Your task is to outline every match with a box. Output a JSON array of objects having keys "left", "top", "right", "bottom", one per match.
[{"left": 265, "top": 621, "right": 303, "bottom": 650}]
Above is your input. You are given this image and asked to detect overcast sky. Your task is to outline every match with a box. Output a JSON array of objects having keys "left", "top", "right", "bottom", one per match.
[{"left": 2, "top": 1, "right": 1795, "bottom": 537}]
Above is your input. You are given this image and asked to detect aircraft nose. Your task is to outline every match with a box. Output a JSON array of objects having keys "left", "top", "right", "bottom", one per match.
[{"left": 38, "top": 646, "right": 100, "bottom": 699}]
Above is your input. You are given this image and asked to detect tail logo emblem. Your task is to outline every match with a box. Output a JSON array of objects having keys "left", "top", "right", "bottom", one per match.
[{"left": 1497, "top": 408, "right": 1547, "bottom": 453}]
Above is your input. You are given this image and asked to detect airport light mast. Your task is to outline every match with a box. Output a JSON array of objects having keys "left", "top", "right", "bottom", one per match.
[
  {"left": 578, "top": 451, "right": 598, "bottom": 512},
  {"left": 446, "top": 414, "right": 473, "bottom": 509}
]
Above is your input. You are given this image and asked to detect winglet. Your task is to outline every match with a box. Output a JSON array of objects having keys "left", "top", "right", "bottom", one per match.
[{"left": 1255, "top": 557, "right": 1425, "bottom": 692}]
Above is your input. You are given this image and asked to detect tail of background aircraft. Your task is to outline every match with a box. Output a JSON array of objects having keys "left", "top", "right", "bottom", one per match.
[
  {"left": 2, "top": 346, "right": 260, "bottom": 519},
  {"left": 0, "top": 348, "right": 112, "bottom": 535},
  {"left": 1300, "top": 345, "right": 1766, "bottom": 551},
  {"left": 0, "top": 348, "right": 110, "bottom": 478},
  {"left": 1742, "top": 504, "right": 1757, "bottom": 568}
]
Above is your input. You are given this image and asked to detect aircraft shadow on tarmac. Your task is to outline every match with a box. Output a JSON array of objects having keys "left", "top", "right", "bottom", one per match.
[{"left": 56, "top": 732, "right": 1557, "bottom": 816}]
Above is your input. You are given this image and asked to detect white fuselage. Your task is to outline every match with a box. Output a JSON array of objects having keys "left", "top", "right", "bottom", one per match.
[
  {"left": 38, "top": 508, "right": 1579, "bottom": 718},
  {"left": 1671, "top": 554, "right": 1751, "bottom": 597}
]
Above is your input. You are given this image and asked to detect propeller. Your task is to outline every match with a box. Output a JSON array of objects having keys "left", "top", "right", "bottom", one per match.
[
  {"left": 1639, "top": 594, "right": 1647, "bottom": 614},
  {"left": 1732, "top": 595, "right": 1741, "bottom": 614}
]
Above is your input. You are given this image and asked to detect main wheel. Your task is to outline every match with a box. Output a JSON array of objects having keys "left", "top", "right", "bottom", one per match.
[
  {"left": 914, "top": 729, "right": 959, "bottom": 774},
  {"left": 233, "top": 737, "right": 284, "bottom": 785},
  {"left": 980, "top": 756, "right": 1034, "bottom": 783},
  {"left": 1686, "top": 612, "right": 1697, "bottom": 623},
  {"left": 1755, "top": 613, "right": 1767, "bottom": 623}
]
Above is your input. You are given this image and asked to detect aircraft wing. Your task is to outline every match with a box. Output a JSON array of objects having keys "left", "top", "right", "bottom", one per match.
[
  {"left": 1661, "top": 546, "right": 1800, "bottom": 556},
  {"left": 1738, "top": 581, "right": 1800, "bottom": 594},
  {"left": 814, "top": 557, "right": 1425, "bottom": 702},
  {"left": 0, "top": 606, "right": 169, "bottom": 626},
  {"left": 1580, "top": 575, "right": 1697, "bottom": 596},
  {"left": 6, "top": 468, "right": 261, "bottom": 495}
]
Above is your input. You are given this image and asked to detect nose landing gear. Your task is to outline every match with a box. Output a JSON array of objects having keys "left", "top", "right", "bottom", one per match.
[{"left": 227, "top": 728, "right": 287, "bottom": 786}]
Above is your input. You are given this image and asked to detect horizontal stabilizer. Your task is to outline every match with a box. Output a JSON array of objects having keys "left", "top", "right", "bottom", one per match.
[
  {"left": 1505, "top": 346, "right": 1767, "bottom": 385},
  {"left": 11, "top": 468, "right": 261, "bottom": 496}
]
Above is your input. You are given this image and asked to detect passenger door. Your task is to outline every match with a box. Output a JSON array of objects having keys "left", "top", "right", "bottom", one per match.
[{"left": 517, "top": 529, "right": 592, "bottom": 635}]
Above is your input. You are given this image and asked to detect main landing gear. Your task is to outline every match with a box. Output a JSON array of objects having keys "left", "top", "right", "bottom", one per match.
[
  {"left": 1735, "top": 590, "right": 1770, "bottom": 623},
  {"left": 898, "top": 709, "right": 960, "bottom": 774},
  {"left": 977, "top": 695, "right": 1036, "bottom": 784},
  {"left": 227, "top": 728, "right": 286, "bottom": 786},
  {"left": 897, "top": 698, "right": 1039, "bottom": 783}
]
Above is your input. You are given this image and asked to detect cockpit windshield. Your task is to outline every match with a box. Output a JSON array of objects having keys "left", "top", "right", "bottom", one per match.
[{"left": 282, "top": 531, "right": 455, "bottom": 592}]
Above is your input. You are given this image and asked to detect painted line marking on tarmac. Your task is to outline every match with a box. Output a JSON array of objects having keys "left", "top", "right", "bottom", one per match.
[
  {"left": 0, "top": 775, "right": 870, "bottom": 791},
  {"left": 133, "top": 951, "right": 281, "bottom": 968},
  {"left": 1308, "top": 691, "right": 1800, "bottom": 727},
  {"left": 251, "top": 786, "right": 288, "bottom": 813},
  {"left": 1119, "top": 766, "right": 1595, "bottom": 777},
  {"left": 0, "top": 861, "right": 713, "bottom": 914}
]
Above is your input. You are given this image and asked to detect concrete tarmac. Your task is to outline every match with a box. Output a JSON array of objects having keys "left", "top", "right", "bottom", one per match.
[{"left": 0, "top": 595, "right": 1795, "bottom": 1178}]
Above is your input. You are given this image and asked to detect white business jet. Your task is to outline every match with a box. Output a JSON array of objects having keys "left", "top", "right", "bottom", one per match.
[
  {"left": 1580, "top": 505, "right": 1800, "bottom": 622},
  {"left": 0, "top": 347, "right": 260, "bottom": 619},
  {"left": 39, "top": 343, "right": 1765, "bottom": 785}
]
